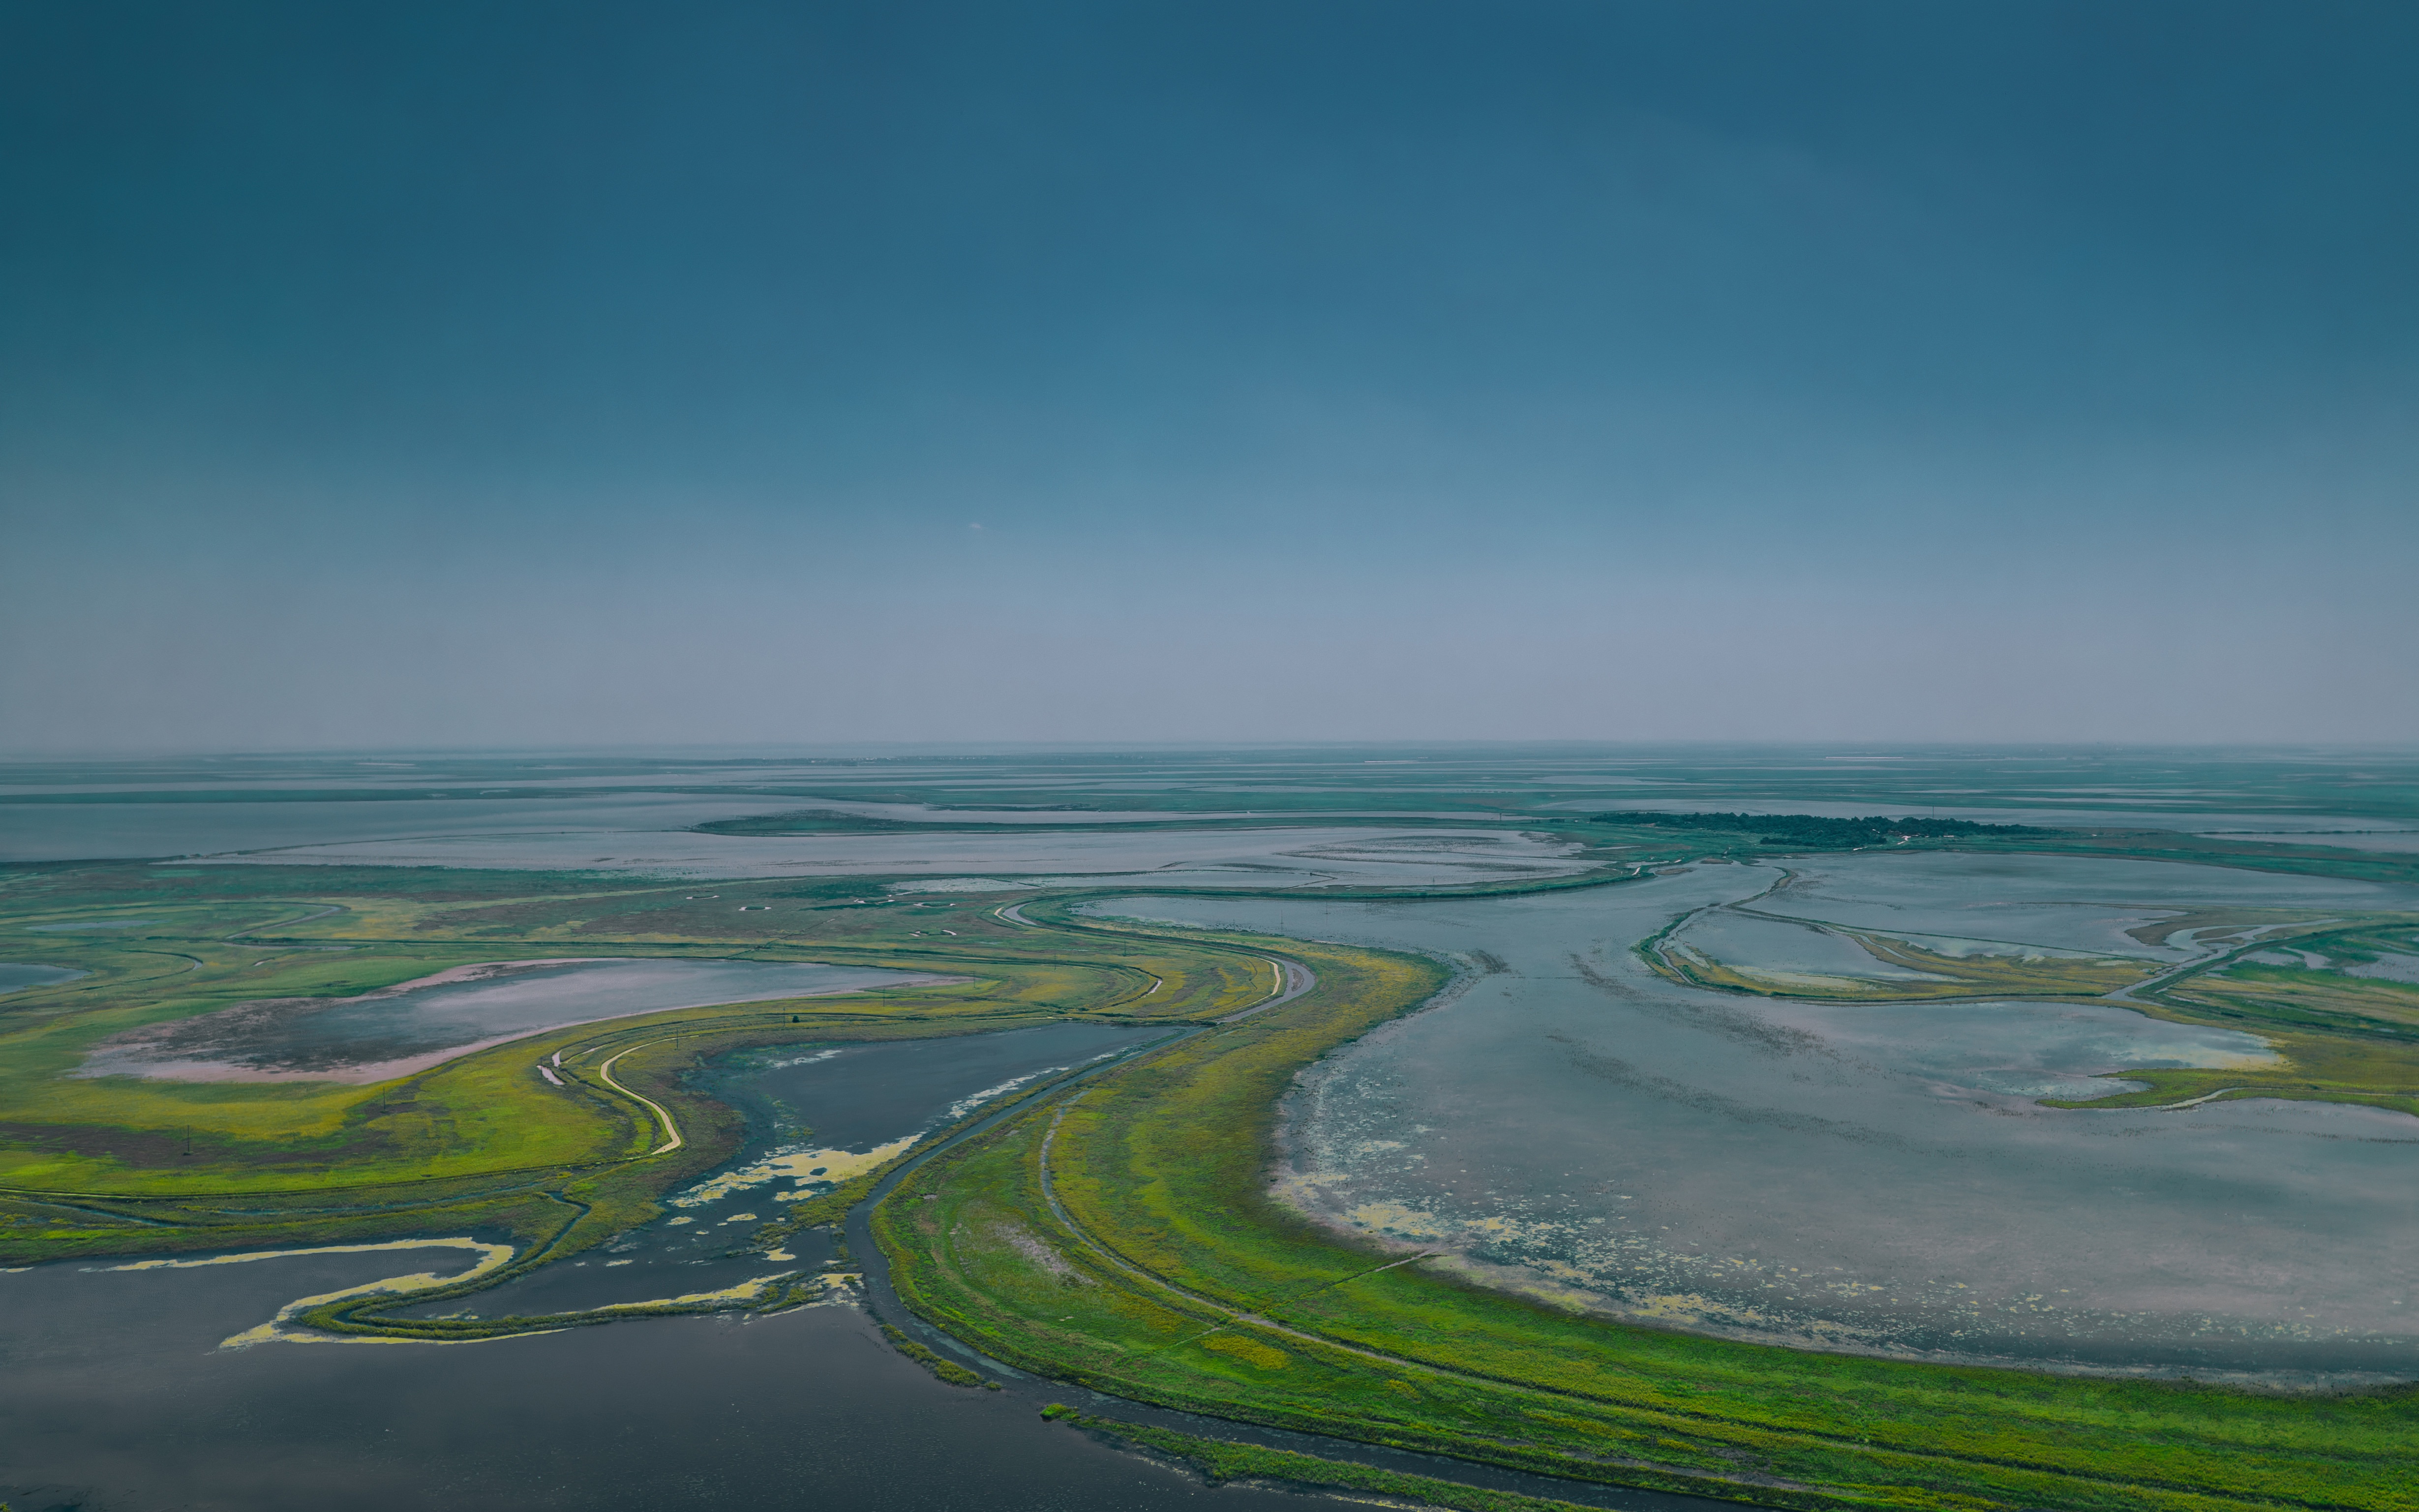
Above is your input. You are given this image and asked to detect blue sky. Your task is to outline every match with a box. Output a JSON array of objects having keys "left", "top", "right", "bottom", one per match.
[{"left": 4, "top": 0, "right": 2414, "bottom": 750}]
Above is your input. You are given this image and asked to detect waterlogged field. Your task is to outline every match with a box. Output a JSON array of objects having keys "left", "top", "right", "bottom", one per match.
[
  {"left": 0, "top": 1245, "right": 1355, "bottom": 1512},
  {"left": 1093, "top": 852, "right": 2419, "bottom": 1382},
  {"left": 78, "top": 956, "right": 960, "bottom": 1082},
  {"left": 11, "top": 749, "right": 2419, "bottom": 1512},
  {"left": 881, "top": 903, "right": 2419, "bottom": 1511},
  {"left": 0, "top": 860, "right": 1282, "bottom": 1233}
]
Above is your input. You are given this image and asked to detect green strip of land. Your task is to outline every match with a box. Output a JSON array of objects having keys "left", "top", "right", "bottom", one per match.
[{"left": 880, "top": 905, "right": 2419, "bottom": 1512}]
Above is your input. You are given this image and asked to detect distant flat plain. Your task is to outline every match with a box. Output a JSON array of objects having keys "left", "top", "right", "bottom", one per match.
[{"left": 6, "top": 745, "right": 2418, "bottom": 1512}]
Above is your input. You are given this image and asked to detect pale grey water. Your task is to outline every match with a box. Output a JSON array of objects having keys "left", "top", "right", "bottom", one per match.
[
  {"left": 1744, "top": 851, "right": 2396, "bottom": 957},
  {"left": 79, "top": 957, "right": 955, "bottom": 1079},
  {"left": 0, "top": 787, "right": 1588, "bottom": 887},
  {"left": 1092, "top": 852, "right": 2419, "bottom": 1384},
  {"left": 2346, "top": 952, "right": 2419, "bottom": 985},
  {"left": 197, "top": 824, "right": 1584, "bottom": 886},
  {"left": 1669, "top": 910, "right": 1949, "bottom": 980}
]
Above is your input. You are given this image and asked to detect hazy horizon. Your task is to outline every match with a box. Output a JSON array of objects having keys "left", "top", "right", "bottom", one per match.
[{"left": 6, "top": 0, "right": 2414, "bottom": 752}]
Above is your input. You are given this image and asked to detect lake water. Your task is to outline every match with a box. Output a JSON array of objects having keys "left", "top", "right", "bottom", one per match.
[
  {"left": 199, "top": 823, "right": 1587, "bottom": 887},
  {"left": 1093, "top": 852, "right": 2419, "bottom": 1385},
  {"left": 0, "top": 1248, "right": 1347, "bottom": 1512},
  {"left": 396, "top": 1020, "right": 1167, "bottom": 1319},
  {"left": 1741, "top": 851, "right": 2397, "bottom": 957},
  {"left": 78, "top": 957, "right": 960, "bottom": 1082},
  {"left": 13, "top": 751, "right": 2419, "bottom": 1502},
  {"left": 1670, "top": 910, "right": 1948, "bottom": 983},
  {"left": 7, "top": 1019, "right": 1726, "bottom": 1512},
  {"left": 0, "top": 964, "right": 87, "bottom": 993},
  {"left": 0, "top": 777, "right": 1590, "bottom": 887}
]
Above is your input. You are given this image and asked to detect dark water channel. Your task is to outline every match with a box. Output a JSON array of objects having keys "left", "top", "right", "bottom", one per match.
[
  {"left": 3, "top": 1020, "right": 1740, "bottom": 1511},
  {"left": 401, "top": 1020, "right": 1162, "bottom": 1319},
  {"left": 2, "top": 1249, "right": 1346, "bottom": 1512},
  {"left": 5, "top": 1022, "right": 1258, "bottom": 1512}
]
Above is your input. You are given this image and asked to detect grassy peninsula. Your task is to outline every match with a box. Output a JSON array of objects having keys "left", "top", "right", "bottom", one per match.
[{"left": 878, "top": 901, "right": 2419, "bottom": 1512}]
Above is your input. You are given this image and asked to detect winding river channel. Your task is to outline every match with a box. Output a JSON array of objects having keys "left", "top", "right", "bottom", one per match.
[{"left": 2, "top": 1023, "right": 1337, "bottom": 1512}]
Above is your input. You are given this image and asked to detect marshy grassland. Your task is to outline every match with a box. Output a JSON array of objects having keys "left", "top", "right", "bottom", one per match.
[
  {"left": 2043, "top": 916, "right": 2419, "bottom": 1115},
  {"left": 881, "top": 900, "right": 2419, "bottom": 1512},
  {"left": 0, "top": 861, "right": 1278, "bottom": 1273},
  {"left": 9, "top": 808, "right": 2419, "bottom": 1508}
]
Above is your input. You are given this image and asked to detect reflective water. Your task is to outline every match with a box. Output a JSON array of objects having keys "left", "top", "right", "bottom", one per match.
[
  {"left": 0, "top": 1250, "right": 1331, "bottom": 1512},
  {"left": 205, "top": 824, "right": 1588, "bottom": 887},
  {"left": 78, "top": 957, "right": 957, "bottom": 1082},
  {"left": 401, "top": 1020, "right": 1164, "bottom": 1319},
  {"left": 0, "top": 761, "right": 1590, "bottom": 886},
  {"left": 0, "top": 964, "right": 86, "bottom": 993},
  {"left": 1669, "top": 911, "right": 1947, "bottom": 982},
  {"left": 7, "top": 1019, "right": 1722, "bottom": 1512},
  {"left": 1095, "top": 853, "right": 2419, "bottom": 1384},
  {"left": 1744, "top": 851, "right": 2392, "bottom": 957}
]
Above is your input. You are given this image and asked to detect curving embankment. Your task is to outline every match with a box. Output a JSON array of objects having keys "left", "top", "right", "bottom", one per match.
[{"left": 593, "top": 1042, "right": 686, "bottom": 1154}]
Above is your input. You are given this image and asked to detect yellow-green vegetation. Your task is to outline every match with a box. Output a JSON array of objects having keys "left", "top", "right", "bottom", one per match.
[
  {"left": 2165, "top": 926, "right": 2419, "bottom": 1032},
  {"left": 13, "top": 840, "right": 2419, "bottom": 1509},
  {"left": 880, "top": 906, "right": 2419, "bottom": 1512},
  {"left": 1656, "top": 925, "right": 2154, "bottom": 1001},
  {"left": 2046, "top": 919, "right": 2419, "bottom": 1115},
  {"left": 1639, "top": 880, "right": 2419, "bottom": 1117},
  {"left": 0, "top": 862, "right": 1283, "bottom": 1267},
  {"left": 1049, "top": 1409, "right": 1631, "bottom": 1512}
]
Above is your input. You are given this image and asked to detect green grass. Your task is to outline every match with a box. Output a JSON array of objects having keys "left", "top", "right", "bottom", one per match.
[
  {"left": 1056, "top": 1410, "right": 1709, "bottom": 1512},
  {"left": 879, "top": 914, "right": 2419, "bottom": 1512},
  {"left": 880, "top": 1321, "right": 999, "bottom": 1388},
  {"left": 1654, "top": 926, "right": 2154, "bottom": 1001},
  {"left": 12, "top": 836, "right": 2419, "bottom": 1509},
  {"left": 0, "top": 861, "right": 1293, "bottom": 1264}
]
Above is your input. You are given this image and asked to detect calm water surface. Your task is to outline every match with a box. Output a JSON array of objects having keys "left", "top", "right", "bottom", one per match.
[
  {"left": 6, "top": 1018, "right": 1730, "bottom": 1511},
  {"left": 0, "top": 1250, "right": 1340, "bottom": 1512},
  {"left": 1097, "top": 853, "right": 2419, "bottom": 1384},
  {"left": 3, "top": 1022, "right": 1301, "bottom": 1511},
  {"left": 401, "top": 1020, "right": 1164, "bottom": 1319},
  {"left": 79, "top": 957, "right": 957, "bottom": 1080}
]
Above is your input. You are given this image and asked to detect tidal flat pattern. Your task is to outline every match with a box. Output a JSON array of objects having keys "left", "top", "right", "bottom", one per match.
[
  {"left": 1098, "top": 854, "right": 2419, "bottom": 1385},
  {"left": 77, "top": 957, "right": 957, "bottom": 1082}
]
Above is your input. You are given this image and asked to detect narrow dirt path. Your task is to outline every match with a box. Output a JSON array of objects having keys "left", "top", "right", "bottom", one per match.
[{"left": 594, "top": 1042, "right": 685, "bottom": 1154}]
